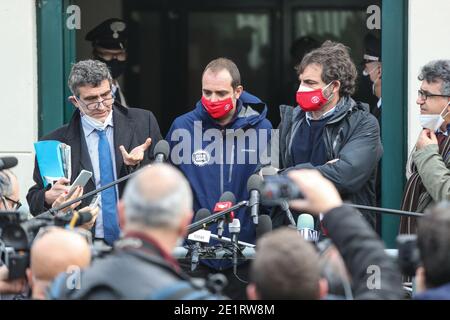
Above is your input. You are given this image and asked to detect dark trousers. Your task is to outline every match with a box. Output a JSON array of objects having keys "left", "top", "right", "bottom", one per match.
[{"left": 178, "top": 259, "right": 251, "bottom": 300}]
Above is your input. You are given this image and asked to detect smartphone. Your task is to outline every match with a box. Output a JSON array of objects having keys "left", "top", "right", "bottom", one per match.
[
  {"left": 89, "top": 194, "right": 100, "bottom": 209},
  {"left": 66, "top": 170, "right": 92, "bottom": 198}
]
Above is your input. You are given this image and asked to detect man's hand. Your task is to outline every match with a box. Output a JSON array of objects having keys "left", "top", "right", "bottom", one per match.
[
  {"left": 416, "top": 129, "right": 438, "bottom": 150},
  {"left": 44, "top": 178, "right": 70, "bottom": 206},
  {"left": 119, "top": 138, "right": 152, "bottom": 166},
  {"left": 52, "top": 186, "right": 83, "bottom": 213},
  {"left": 78, "top": 205, "right": 99, "bottom": 230},
  {"left": 287, "top": 169, "right": 343, "bottom": 215},
  {"left": 0, "top": 265, "right": 26, "bottom": 294}
]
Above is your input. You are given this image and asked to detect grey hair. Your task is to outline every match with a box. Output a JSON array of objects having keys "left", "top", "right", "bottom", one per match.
[
  {"left": 68, "top": 59, "right": 112, "bottom": 96},
  {"left": 0, "top": 170, "right": 13, "bottom": 198},
  {"left": 418, "top": 60, "right": 450, "bottom": 96},
  {"left": 122, "top": 164, "right": 193, "bottom": 229}
]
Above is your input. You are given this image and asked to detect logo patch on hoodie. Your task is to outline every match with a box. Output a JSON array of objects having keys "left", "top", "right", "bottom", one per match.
[{"left": 192, "top": 149, "right": 210, "bottom": 166}]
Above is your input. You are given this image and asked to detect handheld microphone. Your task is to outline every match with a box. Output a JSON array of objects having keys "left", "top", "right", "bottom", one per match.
[
  {"left": 297, "top": 214, "right": 319, "bottom": 243},
  {"left": 153, "top": 140, "right": 170, "bottom": 163},
  {"left": 0, "top": 157, "right": 18, "bottom": 170},
  {"left": 214, "top": 191, "right": 236, "bottom": 238},
  {"left": 256, "top": 214, "right": 272, "bottom": 239},
  {"left": 190, "top": 208, "right": 211, "bottom": 271},
  {"left": 228, "top": 218, "right": 241, "bottom": 274},
  {"left": 247, "top": 174, "right": 263, "bottom": 225}
]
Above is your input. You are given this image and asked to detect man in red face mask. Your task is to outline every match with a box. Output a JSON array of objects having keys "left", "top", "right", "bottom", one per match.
[
  {"left": 166, "top": 58, "right": 273, "bottom": 299},
  {"left": 270, "top": 41, "right": 382, "bottom": 230}
]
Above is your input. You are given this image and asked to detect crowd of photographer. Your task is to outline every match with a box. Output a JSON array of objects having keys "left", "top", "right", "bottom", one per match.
[{"left": 2, "top": 159, "right": 450, "bottom": 300}]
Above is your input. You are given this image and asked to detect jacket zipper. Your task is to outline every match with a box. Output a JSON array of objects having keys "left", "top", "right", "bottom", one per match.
[{"left": 228, "top": 145, "right": 234, "bottom": 183}]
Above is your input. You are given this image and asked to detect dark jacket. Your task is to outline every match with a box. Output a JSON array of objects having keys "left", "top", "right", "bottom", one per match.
[
  {"left": 47, "top": 232, "right": 225, "bottom": 300},
  {"left": 26, "top": 103, "right": 162, "bottom": 216},
  {"left": 324, "top": 205, "right": 404, "bottom": 299},
  {"left": 166, "top": 91, "right": 272, "bottom": 270},
  {"left": 414, "top": 282, "right": 450, "bottom": 300},
  {"left": 277, "top": 96, "right": 382, "bottom": 226}
]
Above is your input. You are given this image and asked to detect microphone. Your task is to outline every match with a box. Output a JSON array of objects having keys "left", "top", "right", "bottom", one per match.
[
  {"left": 214, "top": 191, "right": 236, "bottom": 238},
  {"left": 297, "top": 214, "right": 319, "bottom": 243},
  {"left": 228, "top": 218, "right": 241, "bottom": 274},
  {"left": 0, "top": 157, "right": 18, "bottom": 170},
  {"left": 256, "top": 214, "right": 272, "bottom": 240},
  {"left": 153, "top": 140, "right": 170, "bottom": 163},
  {"left": 190, "top": 208, "right": 211, "bottom": 271},
  {"left": 247, "top": 174, "right": 263, "bottom": 225}
]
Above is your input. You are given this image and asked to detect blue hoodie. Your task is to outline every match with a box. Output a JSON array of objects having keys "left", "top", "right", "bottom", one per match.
[{"left": 166, "top": 91, "right": 273, "bottom": 270}]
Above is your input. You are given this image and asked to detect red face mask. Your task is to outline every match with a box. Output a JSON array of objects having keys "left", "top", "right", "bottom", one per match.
[
  {"left": 201, "top": 96, "right": 234, "bottom": 119},
  {"left": 295, "top": 83, "right": 333, "bottom": 112}
]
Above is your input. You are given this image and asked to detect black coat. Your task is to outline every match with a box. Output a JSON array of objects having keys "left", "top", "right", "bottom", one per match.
[
  {"left": 276, "top": 96, "right": 383, "bottom": 227},
  {"left": 26, "top": 103, "right": 163, "bottom": 216},
  {"left": 323, "top": 205, "right": 404, "bottom": 299}
]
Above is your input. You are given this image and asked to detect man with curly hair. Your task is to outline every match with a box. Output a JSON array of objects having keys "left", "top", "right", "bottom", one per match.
[{"left": 271, "top": 41, "right": 382, "bottom": 229}]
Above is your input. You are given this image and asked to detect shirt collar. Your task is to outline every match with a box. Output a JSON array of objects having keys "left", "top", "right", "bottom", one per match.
[{"left": 305, "top": 104, "right": 338, "bottom": 124}]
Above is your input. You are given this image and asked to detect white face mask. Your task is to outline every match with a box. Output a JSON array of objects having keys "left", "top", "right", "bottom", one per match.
[
  {"left": 81, "top": 110, "right": 113, "bottom": 131},
  {"left": 363, "top": 65, "right": 379, "bottom": 77},
  {"left": 419, "top": 102, "right": 450, "bottom": 131}
]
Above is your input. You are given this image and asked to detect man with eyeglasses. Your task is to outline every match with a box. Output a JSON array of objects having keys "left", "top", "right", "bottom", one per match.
[
  {"left": 0, "top": 170, "right": 21, "bottom": 211},
  {"left": 400, "top": 60, "right": 450, "bottom": 234},
  {"left": 26, "top": 60, "right": 162, "bottom": 246},
  {"left": 86, "top": 18, "right": 129, "bottom": 106}
]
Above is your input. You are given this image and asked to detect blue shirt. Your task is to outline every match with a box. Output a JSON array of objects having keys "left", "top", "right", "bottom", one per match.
[{"left": 80, "top": 112, "right": 118, "bottom": 238}]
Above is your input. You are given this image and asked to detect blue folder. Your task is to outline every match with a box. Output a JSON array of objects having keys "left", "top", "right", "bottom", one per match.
[{"left": 34, "top": 140, "right": 67, "bottom": 188}]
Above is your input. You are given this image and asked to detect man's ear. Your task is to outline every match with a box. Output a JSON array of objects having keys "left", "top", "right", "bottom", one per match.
[
  {"left": 26, "top": 268, "right": 33, "bottom": 288},
  {"left": 246, "top": 283, "right": 260, "bottom": 300},
  {"left": 332, "top": 81, "right": 341, "bottom": 95},
  {"left": 118, "top": 200, "right": 126, "bottom": 229},
  {"left": 234, "top": 85, "right": 244, "bottom": 100},
  {"left": 179, "top": 210, "right": 194, "bottom": 238},
  {"left": 68, "top": 96, "right": 80, "bottom": 109},
  {"left": 318, "top": 278, "right": 329, "bottom": 299},
  {"left": 415, "top": 266, "right": 427, "bottom": 293}
]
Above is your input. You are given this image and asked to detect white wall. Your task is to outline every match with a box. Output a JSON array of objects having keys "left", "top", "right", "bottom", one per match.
[
  {"left": 0, "top": 1, "right": 38, "bottom": 206},
  {"left": 407, "top": 0, "right": 450, "bottom": 153}
]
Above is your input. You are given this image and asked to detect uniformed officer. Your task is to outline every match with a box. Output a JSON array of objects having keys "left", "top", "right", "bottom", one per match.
[{"left": 86, "top": 18, "right": 129, "bottom": 106}]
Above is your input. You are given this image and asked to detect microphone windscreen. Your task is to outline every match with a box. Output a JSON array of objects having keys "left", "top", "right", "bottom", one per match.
[
  {"left": 77, "top": 211, "right": 93, "bottom": 225},
  {"left": 297, "top": 214, "right": 315, "bottom": 230},
  {"left": 219, "top": 191, "right": 236, "bottom": 204},
  {"left": 247, "top": 174, "right": 263, "bottom": 193},
  {"left": 194, "top": 208, "right": 211, "bottom": 222},
  {"left": 256, "top": 214, "right": 272, "bottom": 239},
  {"left": 0, "top": 157, "right": 18, "bottom": 170},
  {"left": 153, "top": 140, "right": 170, "bottom": 160}
]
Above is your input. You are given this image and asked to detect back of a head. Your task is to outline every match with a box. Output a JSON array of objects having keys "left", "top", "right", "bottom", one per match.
[
  {"left": 203, "top": 57, "right": 241, "bottom": 89},
  {"left": 417, "top": 202, "right": 450, "bottom": 289},
  {"left": 30, "top": 228, "right": 91, "bottom": 281},
  {"left": 250, "top": 227, "right": 321, "bottom": 299},
  {"left": 296, "top": 40, "right": 357, "bottom": 97},
  {"left": 122, "top": 164, "right": 193, "bottom": 230}
]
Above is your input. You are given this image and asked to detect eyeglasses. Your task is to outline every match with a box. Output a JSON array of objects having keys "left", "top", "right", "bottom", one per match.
[
  {"left": 94, "top": 49, "right": 127, "bottom": 62},
  {"left": 1, "top": 196, "right": 22, "bottom": 210},
  {"left": 418, "top": 89, "right": 450, "bottom": 101},
  {"left": 76, "top": 94, "right": 115, "bottom": 111}
]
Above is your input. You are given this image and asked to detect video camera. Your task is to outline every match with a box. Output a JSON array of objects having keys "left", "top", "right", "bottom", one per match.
[{"left": 0, "top": 209, "right": 110, "bottom": 280}]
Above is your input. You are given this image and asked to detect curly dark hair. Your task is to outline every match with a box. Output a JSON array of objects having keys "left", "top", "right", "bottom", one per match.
[{"left": 296, "top": 40, "right": 357, "bottom": 97}]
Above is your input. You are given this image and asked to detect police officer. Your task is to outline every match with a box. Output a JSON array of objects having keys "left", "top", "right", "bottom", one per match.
[
  {"left": 47, "top": 164, "right": 226, "bottom": 299},
  {"left": 86, "top": 18, "right": 129, "bottom": 106},
  {"left": 362, "top": 32, "right": 382, "bottom": 123}
]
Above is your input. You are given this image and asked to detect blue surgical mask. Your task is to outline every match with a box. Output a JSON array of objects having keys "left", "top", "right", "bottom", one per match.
[{"left": 81, "top": 111, "right": 113, "bottom": 131}]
